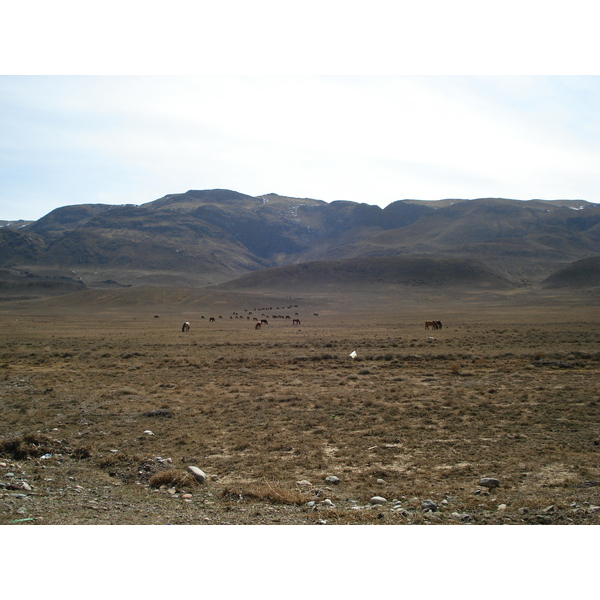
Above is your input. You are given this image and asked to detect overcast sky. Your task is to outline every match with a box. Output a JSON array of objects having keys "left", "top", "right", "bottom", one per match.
[{"left": 2, "top": 3, "right": 600, "bottom": 221}]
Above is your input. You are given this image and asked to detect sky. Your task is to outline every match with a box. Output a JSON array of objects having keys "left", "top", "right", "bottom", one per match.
[{"left": 1, "top": 2, "right": 600, "bottom": 223}]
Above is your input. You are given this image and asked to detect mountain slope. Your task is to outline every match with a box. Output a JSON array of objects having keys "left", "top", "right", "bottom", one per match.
[
  {"left": 215, "top": 255, "right": 516, "bottom": 292},
  {"left": 2, "top": 190, "right": 599, "bottom": 290},
  {"left": 542, "top": 256, "right": 600, "bottom": 288}
]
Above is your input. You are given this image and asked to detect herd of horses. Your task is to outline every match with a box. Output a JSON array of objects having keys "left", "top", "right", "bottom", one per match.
[
  {"left": 181, "top": 316, "right": 442, "bottom": 332},
  {"left": 181, "top": 312, "right": 303, "bottom": 332}
]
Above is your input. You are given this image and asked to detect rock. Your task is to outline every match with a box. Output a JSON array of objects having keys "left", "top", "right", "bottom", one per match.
[
  {"left": 182, "top": 493, "right": 193, "bottom": 499},
  {"left": 324, "top": 476, "right": 340, "bottom": 485},
  {"left": 536, "top": 514, "right": 552, "bottom": 524},
  {"left": 143, "top": 430, "right": 154, "bottom": 436},
  {"left": 321, "top": 499, "right": 335, "bottom": 507},
  {"left": 371, "top": 496, "right": 387, "bottom": 505},
  {"left": 20, "top": 482, "right": 32, "bottom": 491},
  {"left": 479, "top": 477, "right": 500, "bottom": 489},
  {"left": 187, "top": 466, "right": 206, "bottom": 484},
  {"left": 497, "top": 504, "right": 508, "bottom": 510},
  {"left": 421, "top": 499, "right": 438, "bottom": 512},
  {"left": 296, "top": 480, "right": 312, "bottom": 487},
  {"left": 452, "top": 512, "right": 473, "bottom": 522},
  {"left": 376, "top": 479, "right": 386, "bottom": 485}
]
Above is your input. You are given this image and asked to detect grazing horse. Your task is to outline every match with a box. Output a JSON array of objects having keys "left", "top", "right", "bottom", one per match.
[
  {"left": 424, "top": 320, "right": 438, "bottom": 330},
  {"left": 292, "top": 319, "right": 301, "bottom": 325},
  {"left": 436, "top": 321, "right": 443, "bottom": 330},
  {"left": 261, "top": 319, "right": 269, "bottom": 325},
  {"left": 255, "top": 322, "right": 262, "bottom": 330},
  {"left": 209, "top": 317, "right": 216, "bottom": 322},
  {"left": 182, "top": 321, "right": 190, "bottom": 332}
]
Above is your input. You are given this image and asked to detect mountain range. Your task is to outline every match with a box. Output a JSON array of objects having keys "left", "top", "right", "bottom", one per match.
[{"left": 1, "top": 189, "right": 599, "bottom": 297}]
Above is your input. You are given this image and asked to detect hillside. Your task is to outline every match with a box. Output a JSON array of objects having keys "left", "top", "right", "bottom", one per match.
[
  {"left": 1, "top": 189, "right": 599, "bottom": 295},
  {"left": 215, "top": 256, "right": 516, "bottom": 292},
  {"left": 542, "top": 256, "right": 600, "bottom": 289}
]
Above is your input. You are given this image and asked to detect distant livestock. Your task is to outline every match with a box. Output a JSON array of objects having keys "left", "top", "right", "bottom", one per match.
[
  {"left": 255, "top": 322, "right": 262, "bottom": 330},
  {"left": 209, "top": 317, "right": 216, "bottom": 322},
  {"left": 425, "top": 320, "right": 443, "bottom": 330},
  {"left": 293, "top": 319, "right": 301, "bottom": 325},
  {"left": 182, "top": 321, "right": 190, "bottom": 332}
]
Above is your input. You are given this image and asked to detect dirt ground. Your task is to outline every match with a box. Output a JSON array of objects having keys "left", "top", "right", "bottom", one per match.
[{"left": 1, "top": 286, "right": 599, "bottom": 525}]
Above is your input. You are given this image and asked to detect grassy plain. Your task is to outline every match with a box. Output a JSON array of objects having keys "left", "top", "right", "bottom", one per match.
[{"left": 1, "top": 285, "right": 599, "bottom": 525}]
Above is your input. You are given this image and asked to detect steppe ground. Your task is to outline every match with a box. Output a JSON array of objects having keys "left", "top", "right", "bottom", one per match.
[{"left": 1, "top": 284, "right": 599, "bottom": 526}]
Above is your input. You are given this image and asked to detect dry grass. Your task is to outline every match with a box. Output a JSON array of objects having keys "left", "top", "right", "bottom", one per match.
[
  {"left": 147, "top": 469, "right": 197, "bottom": 490},
  {"left": 221, "top": 482, "right": 309, "bottom": 505},
  {"left": 0, "top": 286, "right": 599, "bottom": 524}
]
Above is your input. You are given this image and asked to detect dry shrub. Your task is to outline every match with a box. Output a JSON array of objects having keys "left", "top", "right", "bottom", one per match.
[
  {"left": 221, "top": 482, "right": 308, "bottom": 505},
  {"left": 0, "top": 432, "right": 91, "bottom": 460},
  {"left": 147, "top": 469, "right": 197, "bottom": 489}
]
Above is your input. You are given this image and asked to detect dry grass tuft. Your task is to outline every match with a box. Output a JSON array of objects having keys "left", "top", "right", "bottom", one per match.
[
  {"left": 222, "top": 482, "right": 309, "bottom": 505},
  {"left": 147, "top": 469, "right": 197, "bottom": 489}
]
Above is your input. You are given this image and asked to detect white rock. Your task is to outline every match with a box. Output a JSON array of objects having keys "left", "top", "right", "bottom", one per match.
[
  {"left": 498, "top": 504, "right": 508, "bottom": 510},
  {"left": 296, "top": 480, "right": 312, "bottom": 487},
  {"left": 371, "top": 496, "right": 387, "bottom": 504},
  {"left": 324, "top": 475, "right": 340, "bottom": 485},
  {"left": 187, "top": 466, "right": 206, "bottom": 484},
  {"left": 376, "top": 479, "right": 387, "bottom": 485},
  {"left": 143, "top": 430, "right": 154, "bottom": 436}
]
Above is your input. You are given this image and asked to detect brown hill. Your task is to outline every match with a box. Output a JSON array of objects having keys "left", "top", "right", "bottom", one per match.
[
  {"left": 541, "top": 256, "right": 600, "bottom": 289},
  {"left": 0, "top": 268, "right": 85, "bottom": 299},
  {"left": 215, "top": 256, "right": 516, "bottom": 293}
]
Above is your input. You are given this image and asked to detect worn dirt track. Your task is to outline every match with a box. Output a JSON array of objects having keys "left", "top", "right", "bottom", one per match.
[{"left": 1, "top": 286, "right": 599, "bottom": 525}]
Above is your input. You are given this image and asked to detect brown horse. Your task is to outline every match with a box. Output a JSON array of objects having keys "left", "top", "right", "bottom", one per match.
[
  {"left": 424, "top": 321, "right": 438, "bottom": 330},
  {"left": 182, "top": 322, "right": 190, "bottom": 332},
  {"left": 255, "top": 322, "right": 262, "bottom": 330}
]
